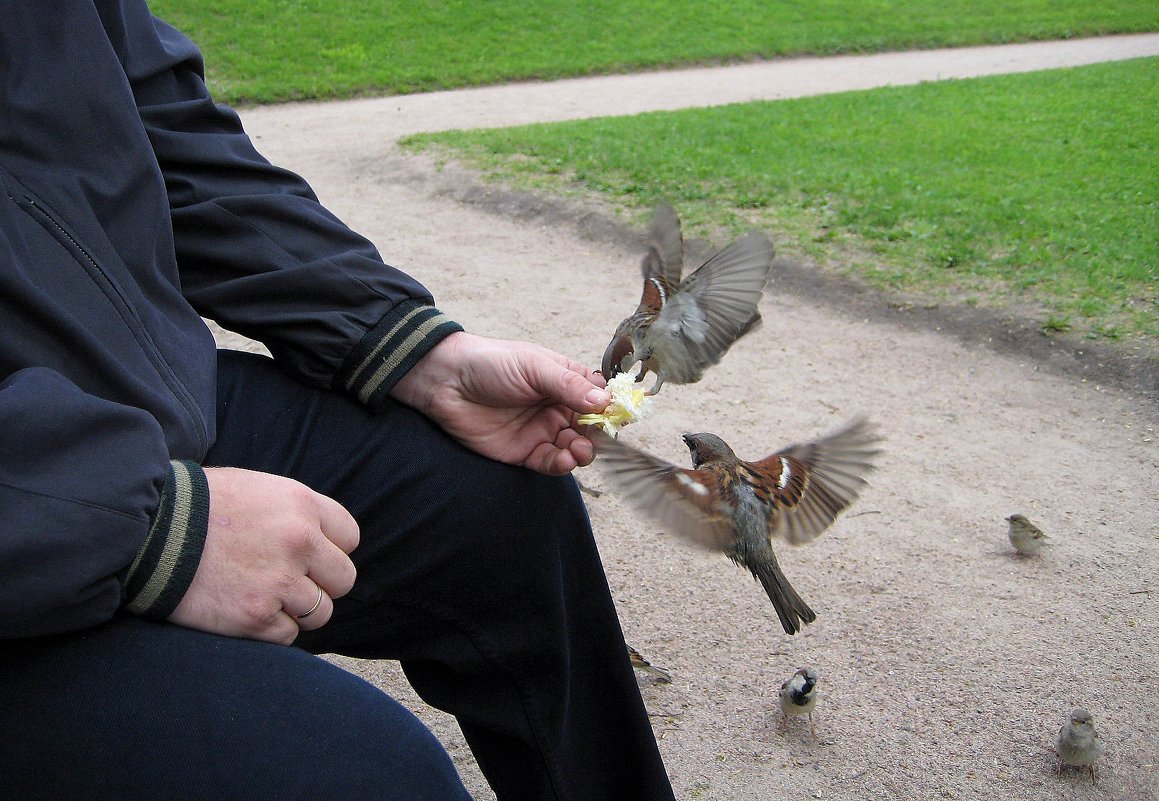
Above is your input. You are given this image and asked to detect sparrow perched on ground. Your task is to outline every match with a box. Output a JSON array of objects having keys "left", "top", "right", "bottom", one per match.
[
  {"left": 627, "top": 644, "right": 673, "bottom": 683},
  {"left": 600, "top": 202, "right": 774, "bottom": 395},
  {"left": 779, "top": 667, "right": 819, "bottom": 737},
  {"left": 593, "top": 418, "right": 880, "bottom": 634},
  {"left": 1056, "top": 708, "right": 1105, "bottom": 783},
  {"left": 1006, "top": 513, "right": 1048, "bottom": 556}
]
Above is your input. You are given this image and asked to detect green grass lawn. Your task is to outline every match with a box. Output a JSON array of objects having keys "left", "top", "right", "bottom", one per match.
[
  {"left": 404, "top": 59, "right": 1158, "bottom": 342},
  {"left": 150, "top": 0, "right": 1159, "bottom": 104}
]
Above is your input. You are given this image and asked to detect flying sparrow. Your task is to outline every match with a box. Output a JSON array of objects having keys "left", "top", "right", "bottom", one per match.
[
  {"left": 1006, "top": 513, "right": 1048, "bottom": 556},
  {"left": 592, "top": 418, "right": 880, "bottom": 634},
  {"left": 627, "top": 644, "right": 673, "bottom": 683},
  {"left": 779, "top": 667, "right": 819, "bottom": 737},
  {"left": 1056, "top": 708, "right": 1105, "bottom": 783},
  {"left": 600, "top": 202, "right": 774, "bottom": 394}
]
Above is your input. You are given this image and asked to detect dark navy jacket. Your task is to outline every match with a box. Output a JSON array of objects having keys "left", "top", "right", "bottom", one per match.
[{"left": 0, "top": 1, "right": 460, "bottom": 637}]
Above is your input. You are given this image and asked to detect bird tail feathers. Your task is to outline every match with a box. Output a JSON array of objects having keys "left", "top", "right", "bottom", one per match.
[{"left": 752, "top": 559, "right": 816, "bottom": 635}]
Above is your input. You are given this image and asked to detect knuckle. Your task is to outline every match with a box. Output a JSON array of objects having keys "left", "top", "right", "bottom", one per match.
[
  {"left": 285, "top": 478, "right": 316, "bottom": 505},
  {"left": 272, "top": 571, "right": 298, "bottom": 595},
  {"left": 240, "top": 593, "right": 283, "bottom": 632},
  {"left": 335, "top": 563, "right": 357, "bottom": 597},
  {"left": 285, "top": 482, "right": 321, "bottom": 519},
  {"left": 279, "top": 519, "right": 319, "bottom": 555}
]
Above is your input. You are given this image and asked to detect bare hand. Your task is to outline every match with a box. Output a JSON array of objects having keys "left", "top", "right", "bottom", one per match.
[
  {"left": 168, "top": 467, "right": 359, "bottom": 644},
  {"left": 391, "top": 332, "right": 611, "bottom": 476}
]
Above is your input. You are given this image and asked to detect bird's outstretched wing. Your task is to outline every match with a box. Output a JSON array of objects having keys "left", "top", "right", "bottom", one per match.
[
  {"left": 641, "top": 201, "right": 684, "bottom": 289},
  {"left": 591, "top": 430, "right": 733, "bottom": 550},
  {"left": 649, "top": 230, "right": 773, "bottom": 382},
  {"left": 748, "top": 418, "right": 881, "bottom": 545}
]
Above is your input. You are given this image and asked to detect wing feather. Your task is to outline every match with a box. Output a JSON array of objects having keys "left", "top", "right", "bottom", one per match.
[
  {"left": 749, "top": 418, "right": 881, "bottom": 545},
  {"left": 643, "top": 201, "right": 685, "bottom": 287},
  {"left": 650, "top": 230, "right": 773, "bottom": 381},
  {"left": 591, "top": 431, "right": 733, "bottom": 551}
]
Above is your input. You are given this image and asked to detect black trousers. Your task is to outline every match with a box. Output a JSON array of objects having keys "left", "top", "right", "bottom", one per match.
[{"left": 2, "top": 350, "right": 675, "bottom": 800}]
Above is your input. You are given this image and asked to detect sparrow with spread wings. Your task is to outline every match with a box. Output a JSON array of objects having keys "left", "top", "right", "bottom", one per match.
[
  {"left": 600, "top": 202, "right": 774, "bottom": 394},
  {"left": 593, "top": 419, "right": 880, "bottom": 634}
]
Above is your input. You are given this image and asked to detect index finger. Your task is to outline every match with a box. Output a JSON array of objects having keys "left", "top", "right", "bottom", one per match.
[{"left": 538, "top": 346, "right": 607, "bottom": 390}]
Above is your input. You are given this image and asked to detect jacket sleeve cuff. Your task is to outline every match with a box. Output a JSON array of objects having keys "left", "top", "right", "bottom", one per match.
[
  {"left": 334, "top": 299, "right": 463, "bottom": 412},
  {"left": 122, "top": 460, "right": 209, "bottom": 620}
]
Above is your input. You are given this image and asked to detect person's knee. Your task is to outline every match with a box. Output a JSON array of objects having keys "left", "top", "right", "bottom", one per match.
[
  {"left": 304, "top": 687, "right": 470, "bottom": 800},
  {"left": 250, "top": 649, "right": 466, "bottom": 798}
]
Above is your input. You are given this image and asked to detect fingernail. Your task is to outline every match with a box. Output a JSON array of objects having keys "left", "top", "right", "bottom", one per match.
[{"left": 585, "top": 388, "right": 610, "bottom": 406}]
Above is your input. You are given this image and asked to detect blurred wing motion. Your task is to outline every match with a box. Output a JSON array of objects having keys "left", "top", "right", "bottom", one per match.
[
  {"left": 648, "top": 230, "right": 773, "bottom": 383},
  {"left": 642, "top": 201, "right": 684, "bottom": 288},
  {"left": 591, "top": 429, "right": 733, "bottom": 550},
  {"left": 601, "top": 202, "right": 774, "bottom": 391},
  {"left": 592, "top": 418, "right": 880, "bottom": 549},
  {"left": 747, "top": 417, "right": 881, "bottom": 545}
]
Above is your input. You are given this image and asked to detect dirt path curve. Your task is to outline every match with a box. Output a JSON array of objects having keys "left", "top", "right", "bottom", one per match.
[
  {"left": 220, "top": 35, "right": 1158, "bottom": 800},
  {"left": 241, "top": 33, "right": 1159, "bottom": 143}
]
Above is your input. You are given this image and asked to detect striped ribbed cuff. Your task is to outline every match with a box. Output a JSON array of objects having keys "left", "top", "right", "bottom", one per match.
[
  {"left": 335, "top": 300, "right": 463, "bottom": 411},
  {"left": 123, "top": 460, "right": 209, "bottom": 620}
]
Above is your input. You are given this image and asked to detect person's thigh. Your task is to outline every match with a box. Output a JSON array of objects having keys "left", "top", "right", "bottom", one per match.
[
  {"left": 204, "top": 349, "right": 598, "bottom": 659},
  {"left": 0, "top": 616, "right": 470, "bottom": 801},
  {"left": 205, "top": 350, "right": 674, "bottom": 799}
]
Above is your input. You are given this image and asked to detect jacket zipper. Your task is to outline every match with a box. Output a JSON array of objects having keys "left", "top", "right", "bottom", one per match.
[{"left": 18, "top": 194, "right": 210, "bottom": 453}]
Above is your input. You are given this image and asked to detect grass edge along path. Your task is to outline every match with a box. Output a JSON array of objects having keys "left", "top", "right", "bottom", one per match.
[
  {"left": 402, "top": 57, "right": 1159, "bottom": 345},
  {"left": 150, "top": 0, "right": 1159, "bottom": 104}
]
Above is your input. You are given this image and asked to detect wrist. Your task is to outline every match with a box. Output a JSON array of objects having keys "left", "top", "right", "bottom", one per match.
[
  {"left": 121, "top": 460, "right": 210, "bottom": 620},
  {"left": 335, "top": 301, "right": 463, "bottom": 412},
  {"left": 389, "top": 330, "right": 471, "bottom": 413}
]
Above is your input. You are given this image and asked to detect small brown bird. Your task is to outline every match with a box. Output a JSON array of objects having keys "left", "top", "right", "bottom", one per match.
[
  {"left": 1006, "top": 513, "right": 1048, "bottom": 556},
  {"left": 593, "top": 419, "right": 880, "bottom": 634},
  {"left": 1056, "top": 708, "right": 1105, "bottom": 783},
  {"left": 779, "top": 667, "right": 819, "bottom": 737},
  {"left": 600, "top": 202, "right": 773, "bottom": 395},
  {"left": 627, "top": 644, "right": 673, "bottom": 683}
]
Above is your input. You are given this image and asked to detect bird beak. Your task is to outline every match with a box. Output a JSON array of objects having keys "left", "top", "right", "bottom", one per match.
[{"left": 601, "top": 335, "right": 632, "bottom": 379}]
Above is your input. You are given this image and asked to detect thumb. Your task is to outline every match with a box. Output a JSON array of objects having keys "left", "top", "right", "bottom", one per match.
[{"left": 527, "top": 356, "right": 610, "bottom": 414}]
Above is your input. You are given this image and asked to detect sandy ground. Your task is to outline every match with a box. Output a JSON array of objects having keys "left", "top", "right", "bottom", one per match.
[{"left": 217, "top": 36, "right": 1159, "bottom": 800}]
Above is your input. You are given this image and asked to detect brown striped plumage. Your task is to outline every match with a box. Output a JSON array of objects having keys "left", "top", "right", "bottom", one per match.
[
  {"left": 593, "top": 419, "right": 881, "bottom": 634},
  {"left": 626, "top": 644, "right": 673, "bottom": 683}
]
